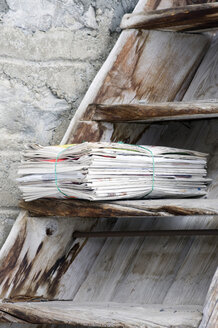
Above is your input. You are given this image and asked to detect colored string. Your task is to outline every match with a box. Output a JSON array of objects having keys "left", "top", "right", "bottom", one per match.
[{"left": 55, "top": 145, "right": 75, "bottom": 198}]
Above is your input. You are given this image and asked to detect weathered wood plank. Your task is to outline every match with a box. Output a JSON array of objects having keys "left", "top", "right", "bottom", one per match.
[
  {"left": 90, "top": 32, "right": 208, "bottom": 106},
  {"left": 184, "top": 36, "right": 218, "bottom": 101},
  {"left": 73, "top": 32, "right": 218, "bottom": 317},
  {"left": 0, "top": 311, "right": 28, "bottom": 323},
  {"left": 163, "top": 234, "right": 218, "bottom": 305},
  {"left": 86, "top": 101, "right": 218, "bottom": 123},
  {"left": 142, "top": 1, "right": 217, "bottom": 12},
  {"left": 159, "top": 32, "right": 218, "bottom": 318},
  {"left": 20, "top": 199, "right": 218, "bottom": 218},
  {"left": 121, "top": 4, "right": 218, "bottom": 32},
  {"left": 67, "top": 121, "right": 109, "bottom": 143},
  {"left": 4, "top": 0, "right": 211, "bottom": 305},
  {"left": 199, "top": 267, "right": 218, "bottom": 328},
  {"left": 206, "top": 304, "right": 218, "bottom": 328},
  {"left": 74, "top": 216, "right": 217, "bottom": 305},
  {"left": 0, "top": 3, "right": 215, "bottom": 324},
  {"left": 181, "top": 35, "right": 218, "bottom": 201},
  {"left": 73, "top": 230, "right": 218, "bottom": 238},
  {"left": 0, "top": 302, "right": 203, "bottom": 327},
  {"left": 64, "top": 30, "right": 208, "bottom": 144},
  {"left": 73, "top": 218, "right": 155, "bottom": 302},
  {"left": 0, "top": 211, "right": 103, "bottom": 301}
]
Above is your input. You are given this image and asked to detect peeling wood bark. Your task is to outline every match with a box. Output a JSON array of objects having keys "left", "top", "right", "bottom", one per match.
[
  {"left": 20, "top": 199, "right": 218, "bottom": 218},
  {"left": 86, "top": 101, "right": 218, "bottom": 123},
  {"left": 0, "top": 302, "right": 203, "bottom": 327},
  {"left": 121, "top": 3, "right": 218, "bottom": 32}
]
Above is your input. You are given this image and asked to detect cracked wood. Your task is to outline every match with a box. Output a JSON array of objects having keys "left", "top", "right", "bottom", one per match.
[
  {"left": 20, "top": 199, "right": 218, "bottom": 218},
  {"left": 0, "top": 302, "right": 203, "bottom": 327},
  {"left": 121, "top": 3, "right": 218, "bottom": 32},
  {"left": 86, "top": 101, "right": 218, "bottom": 123}
]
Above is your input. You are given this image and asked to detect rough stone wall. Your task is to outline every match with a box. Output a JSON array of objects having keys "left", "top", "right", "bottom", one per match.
[{"left": 0, "top": 0, "right": 138, "bottom": 248}]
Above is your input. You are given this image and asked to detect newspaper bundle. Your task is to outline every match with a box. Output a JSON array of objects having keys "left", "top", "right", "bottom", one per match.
[{"left": 17, "top": 142, "right": 210, "bottom": 201}]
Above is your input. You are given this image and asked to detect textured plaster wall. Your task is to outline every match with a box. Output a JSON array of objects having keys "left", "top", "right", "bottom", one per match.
[{"left": 0, "top": 0, "right": 138, "bottom": 248}]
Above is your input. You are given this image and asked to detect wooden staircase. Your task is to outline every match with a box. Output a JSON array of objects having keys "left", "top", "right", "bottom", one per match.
[{"left": 0, "top": 1, "right": 217, "bottom": 327}]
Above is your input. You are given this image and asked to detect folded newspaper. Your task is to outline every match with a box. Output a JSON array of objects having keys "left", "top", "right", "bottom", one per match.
[{"left": 17, "top": 142, "right": 210, "bottom": 201}]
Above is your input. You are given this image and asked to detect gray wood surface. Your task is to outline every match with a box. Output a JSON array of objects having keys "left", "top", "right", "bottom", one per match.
[
  {"left": 0, "top": 1, "right": 217, "bottom": 327},
  {"left": 0, "top": 4, "right": 211, "bottom": 305},
  {"left": 74, "top": 216, "right": 218, "bottom": 305},
  {"left": 200, "top": 267, "right": 218, "bottom": 328},
  {"left": 63, "top": 29, "right": 208, "bottom": 144},
  {"left": 0, "top": 302, "right": 203, "bottom": 327}
]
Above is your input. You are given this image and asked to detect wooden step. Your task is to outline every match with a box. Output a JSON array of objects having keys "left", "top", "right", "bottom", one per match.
[
  {"left": 85, "top": 101, "right": 218, "bottom": 123},
  {"left": 20, "top": 199, "right": 218, "bottom": 217},
  {"left": 73, "top": 230, "right": 218, "bottom": 238},
  {"left": 121, "top": 3, "right": 218, "bottom": 32},
  {"left": 0, "top": 301, "right": 203, "bottom": 327}
]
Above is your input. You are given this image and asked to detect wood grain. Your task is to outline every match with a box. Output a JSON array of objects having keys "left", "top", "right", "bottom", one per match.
[
  {"left": 199, "top": 267, "right": 218, "bottom": 328},
  {"left": 72, "top": 31, "right": 218, "bottom": 323},
  {"left": 64, "top": 29, "right": 208, "bottom": 144},
  {"left": 0, "top": 211, "right": 101, "bottom": 301},
  {"left": 0, "top": 1, "right": 216, "bottom": 327},
  {"left": 93, "top": 31, "right": 208, "bottom": 106},
  {"left": 0, "top": 302, "right": 203, "bottom": 327},
  {"left": 74, "top": 216, "right": 218, "bottom": 305},
  {"left": 20, "top": 199, "right": 218, "bottom": 218},
  {"left": 121, "top": 3, "right": 218, "bottom": 32},
  {"left": 144, "top": 1, "right": 217, "bottom": 12},
  {"left": 86, "top": 101, "right": 218, "bottom": 123},
  {"left": 184, "top": 35, "right": 218, "bottom": 101}
]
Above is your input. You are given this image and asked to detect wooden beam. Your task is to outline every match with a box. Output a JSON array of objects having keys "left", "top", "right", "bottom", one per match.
[
  {"left": 121, "top": 3, "right": 218, "bottom": 32},
  {"left": 73, "top": 230, "right": 218, "bottom": 239},
  {"left": 0, "top": 302, "right": 203, "bottom": 327},
  {"left": 20, "top": 199, "right": 218, "bottom": 218},
  {"left": 85, "top": 101, "right": 218, "bottom": 123}
]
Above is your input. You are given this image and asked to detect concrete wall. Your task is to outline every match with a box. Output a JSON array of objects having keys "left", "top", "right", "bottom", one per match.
[{"left": 0, "top": 0, "right": 138, "bottom": 248}]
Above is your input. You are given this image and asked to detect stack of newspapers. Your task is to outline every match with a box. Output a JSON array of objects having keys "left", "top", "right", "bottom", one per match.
[{"left": 17, "top": 142, "right": 210, "bottom": 201}]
